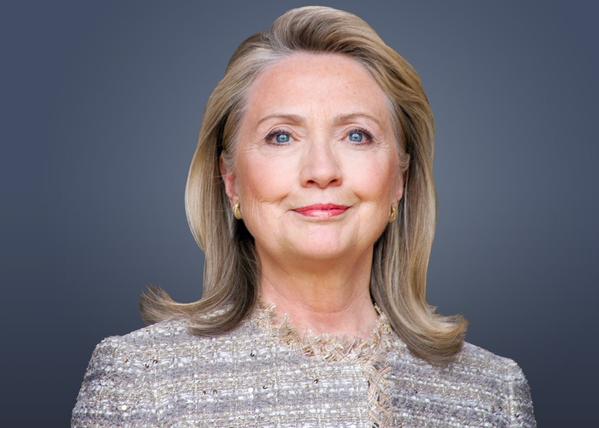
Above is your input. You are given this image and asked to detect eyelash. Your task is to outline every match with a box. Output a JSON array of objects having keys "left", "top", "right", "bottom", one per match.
[{"left": 264, "top": 127, "right": 375, "bottom": 146}]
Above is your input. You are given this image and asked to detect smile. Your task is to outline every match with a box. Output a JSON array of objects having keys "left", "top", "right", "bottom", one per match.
[{"left": 292, "top": 203, "right": 351, "bottom": 218}]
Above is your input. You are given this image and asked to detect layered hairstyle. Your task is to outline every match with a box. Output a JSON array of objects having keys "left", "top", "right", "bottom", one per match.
[{"left": 140, "top": 5, "right": 468, "bottom": 366}]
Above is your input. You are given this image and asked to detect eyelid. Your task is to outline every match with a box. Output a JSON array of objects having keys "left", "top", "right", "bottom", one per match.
[
  {"left": 264, "top": 126, "right": 376, "bottom": 145},
  {"left": 265, "top": 127, "right": 294, "bottom": 145},
  {"left": 347, "top": 127, "right": 375, "bottom": 144}
]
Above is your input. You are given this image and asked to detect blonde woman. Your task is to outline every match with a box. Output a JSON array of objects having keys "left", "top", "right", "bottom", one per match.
[{"left": 72, "top": 6, "right": 536, "bottom": 427}]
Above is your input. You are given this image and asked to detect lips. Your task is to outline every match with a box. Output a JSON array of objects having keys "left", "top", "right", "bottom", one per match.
[{"left": 293, "top": 203, "right": 350, "bottom": 217}]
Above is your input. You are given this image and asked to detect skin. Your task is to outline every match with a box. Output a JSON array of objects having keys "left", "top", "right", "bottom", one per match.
[{"left": 220, "top": 52, "right": 405, "bottom": 339}]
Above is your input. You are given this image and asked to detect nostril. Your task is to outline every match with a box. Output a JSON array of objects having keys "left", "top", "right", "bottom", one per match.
[{"left": 304, "top": 176, "right": 342, "bottom": 189}]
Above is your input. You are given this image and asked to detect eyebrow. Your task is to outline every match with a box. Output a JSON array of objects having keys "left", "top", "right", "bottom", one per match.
[{"left": 256, "top": 112, "right": 384, "bottom": 130}]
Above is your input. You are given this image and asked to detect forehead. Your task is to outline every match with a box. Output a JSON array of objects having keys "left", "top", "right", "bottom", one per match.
[{"left": 242, "top": 52, "right": 393, "bottom": 129}]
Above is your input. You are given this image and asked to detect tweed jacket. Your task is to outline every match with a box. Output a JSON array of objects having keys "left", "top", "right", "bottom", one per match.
[{"left": 71, "top": 301, "right": 536, "bottom": 427}]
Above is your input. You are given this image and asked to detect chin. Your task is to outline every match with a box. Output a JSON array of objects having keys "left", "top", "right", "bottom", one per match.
[{"left": 290, "top": 240, "right": 354, "bottom": 260}]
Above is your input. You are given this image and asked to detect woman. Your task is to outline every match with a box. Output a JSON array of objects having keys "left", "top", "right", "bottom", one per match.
[{"left": 72, "top": 6, "right": 536, "bottom": 427}]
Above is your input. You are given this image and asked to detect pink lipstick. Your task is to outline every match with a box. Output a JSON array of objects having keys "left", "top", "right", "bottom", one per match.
[{"left": 293, "top": 203, "right": 350, "bottom": 217}]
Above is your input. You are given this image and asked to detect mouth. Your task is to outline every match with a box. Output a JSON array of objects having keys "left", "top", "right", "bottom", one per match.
[{"left": 292, "top": 203, "right": 351, "bottom": 218}]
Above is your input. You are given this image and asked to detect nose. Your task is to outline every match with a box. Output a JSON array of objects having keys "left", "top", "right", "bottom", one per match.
[{"left": 299, "top": 138, "right": 342, "bottom": 188}]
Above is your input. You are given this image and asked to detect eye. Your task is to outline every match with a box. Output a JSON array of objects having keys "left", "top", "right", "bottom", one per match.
[
  {"left": 347, "top": 128, "right": 374, "bottom": 145},
  {"left": 265, "top": 129, "right": 292, "bottom": 145},
  {"left": 264, "top": 127, "right": 375, "bottom": 146}
]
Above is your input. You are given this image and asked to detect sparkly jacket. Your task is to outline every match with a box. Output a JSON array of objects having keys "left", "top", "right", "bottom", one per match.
[{"left": 71, "top": 301, "right": 537, "bottom": 427}]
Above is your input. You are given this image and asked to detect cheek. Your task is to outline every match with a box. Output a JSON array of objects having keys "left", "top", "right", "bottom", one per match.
[
  {"left": 349, "top": 154, "right": 396, "bottom": 201},
  {"left": 238, "top": 154, "right": 293, "bottom": 207}
]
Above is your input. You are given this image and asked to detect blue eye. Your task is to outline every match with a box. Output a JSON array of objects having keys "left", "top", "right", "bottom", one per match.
[
  {"left": 348, "top": 128, "right": 374, "bottom": 145},
  {"left": 265, "top": 129, "right": 292, "bottom": 145},
  {"left": 265, "top": 127, "right": 374, "bottom": 146}
]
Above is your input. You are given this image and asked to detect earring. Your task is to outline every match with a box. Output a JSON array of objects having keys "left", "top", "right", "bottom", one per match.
[
  {"left": 389, "top": 203, "right": 398, "bottom": 223},
  {"left": 233, "top": 201, "right": 242, "bottom": 220}
]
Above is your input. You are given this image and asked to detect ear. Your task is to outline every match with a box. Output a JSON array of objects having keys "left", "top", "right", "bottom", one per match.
[
  {"left": 219, "top": 155, "right": 238, "bottom": 202},
  {"left": 393, "top": 170, "right": 406, "bottom": 203}
]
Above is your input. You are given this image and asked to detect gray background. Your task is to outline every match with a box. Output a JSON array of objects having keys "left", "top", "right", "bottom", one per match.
[{"left": 2, "top": 0, "right": 597, "bottom": 425}]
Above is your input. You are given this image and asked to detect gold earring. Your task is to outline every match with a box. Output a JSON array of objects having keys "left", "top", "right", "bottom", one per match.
[
  {"left": 389, "top": 203, "right": 398, "bottom": 223},
  {"left": 233, "top": 201, "right": 242, "bottom": 220}
]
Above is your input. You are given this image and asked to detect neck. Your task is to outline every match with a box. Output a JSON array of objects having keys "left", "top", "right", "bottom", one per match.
[{"left": 256, "top": 244, "right": 379, "bottom": 339}]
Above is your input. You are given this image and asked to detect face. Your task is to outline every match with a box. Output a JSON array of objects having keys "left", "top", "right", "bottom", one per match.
[{"left": 221, "top": 52, "right": 405, "bottom": 265}]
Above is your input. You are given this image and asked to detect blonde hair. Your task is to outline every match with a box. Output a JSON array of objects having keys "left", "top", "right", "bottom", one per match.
[{"left": 140, "top": 5, "right": 468, "bottom": 366}]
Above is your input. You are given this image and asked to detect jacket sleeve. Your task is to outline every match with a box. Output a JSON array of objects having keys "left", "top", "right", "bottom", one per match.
[
  {"left": 505, "top": 359, "right": 537, "bottom": 427},
  {"left": 71, "top": 336, "right": 156, "bottom": 427}
]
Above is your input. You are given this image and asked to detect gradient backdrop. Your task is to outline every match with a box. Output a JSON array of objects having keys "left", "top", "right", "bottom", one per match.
[{"left": 2, "top": 1, "right": 598, "bottom": 426}]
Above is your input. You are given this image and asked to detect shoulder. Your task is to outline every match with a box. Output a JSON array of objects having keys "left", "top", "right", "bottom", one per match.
[
  {"left": 86, "top": 314, "right": 229, "bottom": 368},
  {"left": 77, "top": 303, "right": 257, "bottom": 379},
  {"left": 71, "top": 317, "right": 218, "bottom": 427},
  {"left": 96, "top": 301, "right": 240, "bottom": 351},
  {"left": 97, "top": 317, "right": 194, "bottom": 354},
  {"left": 100, "top": 318, "right": 183, "bottom": 351},
  {"left": 389, "top": 337, "right": 530, "bottom": 385},
  {"left": 457, "top": 341, "right": 537, "bottom": 426},
  {"left": 386, "top": 339, "right": 537, "bottom": 426},
  {"left": 456, "top": 340, "right": 528, "bottom": 380},
  {"left": 458, "top": 341, "right": 534, "bottom": 399}
]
